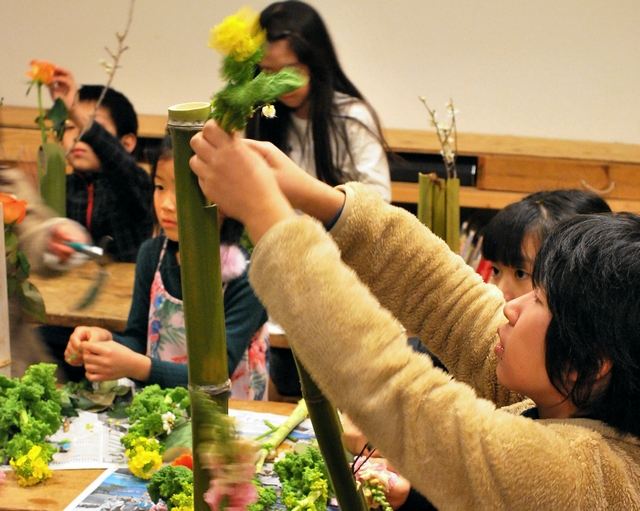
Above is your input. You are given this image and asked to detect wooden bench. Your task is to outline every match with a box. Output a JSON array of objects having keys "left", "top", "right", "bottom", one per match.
[{"left": 3, "top": 105, "right": 640, "bottom": 212}]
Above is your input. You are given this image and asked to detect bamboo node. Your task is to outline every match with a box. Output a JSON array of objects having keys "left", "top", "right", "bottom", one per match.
[{"left": 188, "top": 380, "right": 232, "bottom": 397}]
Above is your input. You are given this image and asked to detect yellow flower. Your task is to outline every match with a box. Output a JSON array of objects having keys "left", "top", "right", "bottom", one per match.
[
  {"left": 208, "top": 7, "right": 266, "bottom": 62},
  {"left": 27, "top": 445, "right": 41, "bottom": 460},
  {"left": 126, "top": 437, "right": 163, "bottom": 479},
  {"left": 9, "top": 445, "right": 53, "bottom": 486},
  {"left": 26, "top": 60, "right": 55, "bottom": 85}
]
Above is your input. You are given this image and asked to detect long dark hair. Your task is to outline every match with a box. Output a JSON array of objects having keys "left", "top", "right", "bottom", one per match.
[
  {"left": 533, "top": 213, "right": 640, "bottom": 437},
  {"left": 245, "top": 0, "right": 387, "bottom": 187}
]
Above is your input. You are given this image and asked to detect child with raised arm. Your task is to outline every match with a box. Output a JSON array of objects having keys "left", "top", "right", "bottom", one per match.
[
  {"left": 189, "top": 123, "right": 640, "bottom": 509},
  {"left": 64, "top": 137, "right": 269, "bottom": 400},
  {"left": 49, "top": 66, "right": 154, "bottom": 263},
  {"left": 246, "top": 1, "right": 392, "bottom": 399},
  {"left": 246, "top": 1, "right": 391, "bottom": 201}
]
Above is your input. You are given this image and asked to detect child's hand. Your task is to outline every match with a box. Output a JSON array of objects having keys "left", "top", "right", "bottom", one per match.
[
  {"left": 244, "top": 137, "right": 346, "bottom": 225},
  {"left": 82, "top": 341, "right": 151, "bottom": 382},
  {"left": 49, "top": 66, "right": 78, "bottom": 112},
  {"left": 385, "top": 473, "right": 412, "bottom": 510},
  {"left": 65, "top": 326, "right": 112, "bottom": 366},
  {"left": 48, "top": 222, "right": 89, "bottom": 263},
  {"left": 190, "top": 120, "right": 295, "bottom": 243},
  {"left": 244, "top": 139, "right": 318, "bottom": 208}
]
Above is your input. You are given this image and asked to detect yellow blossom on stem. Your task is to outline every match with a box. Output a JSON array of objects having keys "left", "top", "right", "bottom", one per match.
[
  {"left": 9, "top": 445, "right": 53, "bottom": 487},
  {"left": 208, "top": 7, "right": 266, "bottom": 62},
  {"left": 125, "top": 437, "right": 163, "bottom": 480}
]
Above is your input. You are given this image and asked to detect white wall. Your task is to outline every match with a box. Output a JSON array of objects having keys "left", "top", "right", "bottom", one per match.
[{"left": 2, "top": 0, "right": 639, "bottom": 144}]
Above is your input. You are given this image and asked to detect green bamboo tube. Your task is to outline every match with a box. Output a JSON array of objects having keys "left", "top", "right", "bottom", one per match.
[
  {"left": 294, "top": 358, "right": 369, "bottom": 511},
  {"left": 445, "top": 178, "right": 461, "bottom": 254},
  {"left": 417, "top": 173, "right": 433, "bottom": 230},
  {"left": 431, "top": 177, "right": 446, "bottom": 240},
  {"left": 168, "top": 102, "right": 227, "bottom": 511},
  {"left": 39, "top": 142, "right": 66, "bottom": 217}
]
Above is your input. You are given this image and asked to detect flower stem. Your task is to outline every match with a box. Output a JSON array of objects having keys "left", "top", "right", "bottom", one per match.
[{"left": 36, "top": 84, "right": 47, "bottom": 146}]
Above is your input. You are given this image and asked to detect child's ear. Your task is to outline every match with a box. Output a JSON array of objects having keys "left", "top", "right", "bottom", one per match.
[{"left": 120, "top": 133, "right": 137, "bottom": 153}]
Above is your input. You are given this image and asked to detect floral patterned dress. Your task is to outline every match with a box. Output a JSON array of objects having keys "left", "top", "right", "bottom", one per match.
[{"left": 146, "top": 239, "right": 268, "bottom": 400}]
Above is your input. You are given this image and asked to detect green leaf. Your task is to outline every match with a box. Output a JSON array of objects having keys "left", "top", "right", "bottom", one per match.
[
  {"left": 17, "top": 249, "right": 31, "bottom": 276},
  {"left": 7, "top": 276, "right": 18, "bottom": 296},
  {"left": 106, "top": 401, "right": 131, "bottom": 419},
  {"left": 4, "top": 230, "right": 18, "bottom": 253},
  {"left": 40, "top": 142, "right": 67, "bottom": 216},
  {"left": 19, "top": 280, "right": 46, "bottom": 323},
  {"left": 45, "top": 98, "right": 69, "bottom": 142},
  {"left": 164, "top": 420, "right": 192, "bottom": 451},
  {"left": 79, "top": 391, "right": 117, "bottom": 412}
]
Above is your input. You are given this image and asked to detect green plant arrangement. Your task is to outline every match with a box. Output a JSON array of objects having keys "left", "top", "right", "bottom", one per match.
[
  {"left": 25, "top": 60, "right": 68, "bottom": 217},
  {"left": 0, "top": 363, "right": 62, "bottom": 486},
  {"left": 417, "top": 97, "right": 461, "bottom": 254}
]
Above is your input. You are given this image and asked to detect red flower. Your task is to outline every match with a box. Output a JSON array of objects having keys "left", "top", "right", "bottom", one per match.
[
  {"left": 171, "top": 453, "right": 193, "bottom": 471},
  {"left": 0, "top": 193, "right": 27, "bottom": 225},
  {"left": 26, "top": 60, "right": 55, "bottom": 85}
]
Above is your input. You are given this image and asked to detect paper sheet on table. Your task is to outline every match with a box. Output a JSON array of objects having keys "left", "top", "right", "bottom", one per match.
[
  {"left": 0, "top": 407, "right": 314, "bottom": 472},
  {"left": 49, "top": 410, "right": 128, "bottom": 469}
]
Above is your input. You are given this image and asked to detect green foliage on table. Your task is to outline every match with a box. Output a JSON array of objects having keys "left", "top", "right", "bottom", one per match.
[
  {"left": 0, "top": 363, "right": 62, "bottom": 461},
  {"left": 248, "top": 483, "right": 277, "bottom": 511},
  {"left": 60, "top": 378, "right": 133, "bottom": 416},
  {"left": 120, "top": 384, "right": 191, "bottom": 452},
  {"left": 147, "top": 464, "right": 194, "bottom": 510},
  {"left": 274, "top": 445, "right": 332, "bottom": 511}
]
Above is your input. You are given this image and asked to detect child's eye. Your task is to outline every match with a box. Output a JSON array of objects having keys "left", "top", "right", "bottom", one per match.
[
  {"left": 491, "top": 265, "right": 500, "bottom": 277},
  {"left": 154, "top": 184, "right": 164, "bottom": 191},
  {"left": 515, "top": 269, "right": 530, "bottom": 280}
]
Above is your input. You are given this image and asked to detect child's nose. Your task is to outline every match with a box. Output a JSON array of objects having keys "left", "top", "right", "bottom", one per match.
[
  {"left": 503, "top": 290, "right": 534, "bottom": 324},
  {"left": 162, "top": 196, "right": 176, "bottom": 211}
]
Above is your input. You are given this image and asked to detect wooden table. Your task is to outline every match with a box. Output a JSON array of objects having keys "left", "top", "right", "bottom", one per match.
[
  {"left": 0, "top": 399, "right": 296, "bottom": 511},
  {"left": 30, "top": 261, "right": 135, "bottom": 332}
]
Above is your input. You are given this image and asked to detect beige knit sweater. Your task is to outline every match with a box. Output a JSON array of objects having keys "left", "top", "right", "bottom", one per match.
[{"left": 250, "top": 182, "right": 640, "bottom": 510}]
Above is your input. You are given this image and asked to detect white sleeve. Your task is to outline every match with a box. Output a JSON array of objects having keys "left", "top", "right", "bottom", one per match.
[{"left": 342, "top": 101, "right": 392, "bottom": 202}]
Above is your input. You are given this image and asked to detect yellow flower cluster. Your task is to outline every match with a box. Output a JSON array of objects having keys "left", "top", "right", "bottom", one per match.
[
  {"left": 125, "top": 437, "right": 163, "bottom": 480},
  {"left": 208, "top": 7, "right": 266, "bottom": 62},
  {"left": 9, "top": 445, "right": 53, "bottom": 487}
]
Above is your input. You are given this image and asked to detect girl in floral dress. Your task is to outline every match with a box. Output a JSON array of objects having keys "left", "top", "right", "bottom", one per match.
[{"left": 64, "top": 137, "right": 269, "bottom": 399}]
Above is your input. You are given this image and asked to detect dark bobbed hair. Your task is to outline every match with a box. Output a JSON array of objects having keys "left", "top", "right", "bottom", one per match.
[
  {"left": 78, "top": 85, "right": 138, "bottom": 138},
  {"left": 533, "top": 213, "right": 640, "bottom": 437},
  {"left": 482, "top": 189, "right": 611, "bottom": 268},
  {"left": 245, "top": 0, "right": 387, "bottom": 187},
  {"left": 150, "top": 135, "right": 244, "bottom": 245}
]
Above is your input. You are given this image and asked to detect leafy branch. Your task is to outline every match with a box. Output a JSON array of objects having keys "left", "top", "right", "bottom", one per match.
[
  {"left": 68, "top": 0, "right": 135, "bottom": 156},
  {"left": 419, "top": 96, "right": 459, "bottom": 179}
]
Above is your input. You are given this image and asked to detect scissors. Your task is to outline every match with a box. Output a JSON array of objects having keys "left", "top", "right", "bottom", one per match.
[{"left": 64, "top": 236, "right": 112, "bottom": 310}]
